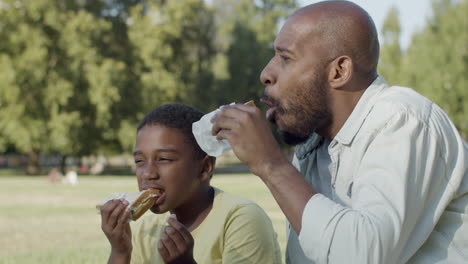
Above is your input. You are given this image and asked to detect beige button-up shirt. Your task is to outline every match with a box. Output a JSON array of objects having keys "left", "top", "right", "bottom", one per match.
[{"left": 286, "top": 77, "right": 468, "bottom": 263}]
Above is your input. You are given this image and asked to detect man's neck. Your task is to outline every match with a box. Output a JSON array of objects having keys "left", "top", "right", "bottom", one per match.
[{"left": 317, "top": 79, "right": 371, "bottom": 139}]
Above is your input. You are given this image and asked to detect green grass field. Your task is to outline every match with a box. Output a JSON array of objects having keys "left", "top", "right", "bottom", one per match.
[{"left": 0, "top": 174, "right": 286, "bottom": 264}]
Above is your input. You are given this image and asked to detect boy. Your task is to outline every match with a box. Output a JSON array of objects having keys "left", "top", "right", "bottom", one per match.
[{"left": 100, "top": 103, "right": 281, "bottom": 264}]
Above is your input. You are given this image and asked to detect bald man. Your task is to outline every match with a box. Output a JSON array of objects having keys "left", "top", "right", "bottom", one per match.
[{"left": 211, "top": 1, "right": 468, "bottom": 263}]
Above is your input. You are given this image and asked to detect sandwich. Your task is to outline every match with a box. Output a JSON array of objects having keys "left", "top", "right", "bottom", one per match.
[
  {"left": 96, "top": 189, "right": 161, "bottom": 221},
  {"left": 244, "top": 100, "right": 255, "bottom": 107}
]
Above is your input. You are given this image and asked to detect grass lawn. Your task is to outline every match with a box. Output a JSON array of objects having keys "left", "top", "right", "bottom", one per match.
[{"left": 0, "top": 174, "right": 286, "bottom": 264}]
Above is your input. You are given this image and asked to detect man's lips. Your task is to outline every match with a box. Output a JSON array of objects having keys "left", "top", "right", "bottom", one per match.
[
  {"left": 260, "top": 96, "right": 279, "bottom": 122},
  {"left": 266, "top": 107, "right": 277, "bottom": 122}
]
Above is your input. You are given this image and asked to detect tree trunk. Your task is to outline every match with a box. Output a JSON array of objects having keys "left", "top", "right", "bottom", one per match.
[
  {"left": 60, "top": 155, "right": 68, "bottom": 175},
  {"left": 26, "top": 150, "right": 41, "bottom": 175}
]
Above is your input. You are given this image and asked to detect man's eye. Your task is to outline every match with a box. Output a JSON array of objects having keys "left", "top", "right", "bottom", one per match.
[
  {"left": 134, "top": 160, "right": 143, "bottom": 164},
  {"left": 280, "top": 54, "right": 290, "bottom": 61},
  {"left": 158, "top": 158, "right": 172, "bottom": 162}
]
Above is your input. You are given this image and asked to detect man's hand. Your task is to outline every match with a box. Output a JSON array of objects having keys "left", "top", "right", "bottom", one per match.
[
  {"left": 158, "top": 215, "right": 197, "bottom": 264},
  {"left": 100, "top": 199, "right": 133, "bottom": 263},
  {"left": 211, "top": 104, "right": 288, "bottom": 177},
  {"left": 212, "top": 104, "right": 316, "bottom": 234}
]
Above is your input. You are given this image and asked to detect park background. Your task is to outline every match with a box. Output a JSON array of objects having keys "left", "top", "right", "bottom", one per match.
[{"left": 0, "top": 0, "right": 466, "bottom": 263}]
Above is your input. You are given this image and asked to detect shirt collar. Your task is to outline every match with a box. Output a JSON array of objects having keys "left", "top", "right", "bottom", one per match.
[
  {"left": 295, "top": 133, "right": 323, "bottom": 160},
  {"left": 334, "top": 75, "right": 388, "bottom": 145},
  {"left": 295, "top": 76, "right": 388, "bottom": 159}
]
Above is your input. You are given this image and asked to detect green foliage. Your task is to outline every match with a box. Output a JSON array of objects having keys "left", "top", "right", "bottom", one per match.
[
  {"left": 0, "top": 0, "right": 297, "bottom": 164},
  {"left": 378, "top": 6, "right": 402, "bottom": 83},
  {"left": 128, "top": 0, "right": 217, "bottom": 112},
  {"left": 379, "top": 0, "right": 467, "bottom": 139},
  {"left": 210, "top": 0, "right": 297, "bottom": 106}
]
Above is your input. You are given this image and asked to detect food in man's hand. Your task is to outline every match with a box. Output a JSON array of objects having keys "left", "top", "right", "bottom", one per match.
[
  {"left": 244, "top": 100, "right": 256, "bottom": 107},
  {"left": 96, "top": 189, "right": 161, "bottom": 221}
]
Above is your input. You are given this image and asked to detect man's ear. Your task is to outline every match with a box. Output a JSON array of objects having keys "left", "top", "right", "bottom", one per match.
[
  {"left": 200, "top": 155, "right": 216, "bottom": 181},
  {"left": 327, "top": 56, "right": 353, "bottom": 89}
]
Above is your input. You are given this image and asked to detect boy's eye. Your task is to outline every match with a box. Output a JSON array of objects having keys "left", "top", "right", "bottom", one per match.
[
  {"left": 134, "top": 160, "right": 143, "bottom": 164},
  {"left": 158, "top": 158, "right": 172, "bottom": 162}
]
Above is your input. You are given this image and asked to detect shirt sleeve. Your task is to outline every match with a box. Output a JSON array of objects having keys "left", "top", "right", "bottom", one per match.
[
  {"left": 298, "top": 111, "right": 456, "bottom": 263},
  {"left": 223, "top": 203, "right": 282, "bottom": 264}
]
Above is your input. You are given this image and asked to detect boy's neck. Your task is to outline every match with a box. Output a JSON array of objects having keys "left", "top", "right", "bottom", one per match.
[{"left": 172, "top": 186, "right": 215, "bottom": 232}]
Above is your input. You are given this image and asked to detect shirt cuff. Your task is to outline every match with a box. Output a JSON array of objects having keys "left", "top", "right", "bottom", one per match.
[{"left": 298, "top": 193, "right": 347, "bottom": 263}]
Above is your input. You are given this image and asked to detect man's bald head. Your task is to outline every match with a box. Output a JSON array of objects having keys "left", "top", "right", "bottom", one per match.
[{"left": 287, "top": 0, "right": 380, "bottom": 80}]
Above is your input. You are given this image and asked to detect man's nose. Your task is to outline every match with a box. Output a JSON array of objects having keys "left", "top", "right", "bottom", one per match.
[{"left": 260, "top": 58, "right": 277, "bottom": 86}]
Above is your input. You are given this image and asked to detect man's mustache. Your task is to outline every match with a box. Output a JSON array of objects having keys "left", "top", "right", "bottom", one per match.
[{"left": 260, "top": 91, "right": 280, "bottom": 108}]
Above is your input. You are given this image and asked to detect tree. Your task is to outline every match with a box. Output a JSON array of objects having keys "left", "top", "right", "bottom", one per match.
[
  {"left": 209, "top": 0, "right": 297, "bottom": 106},
  {"left": 402, "top": 0, "right": 468, "bottom": 139},
  {"left": 127, "top": 0, "right": 216, "bottom": 109},
  {"left": 378, "top": 6, "right": 403, "bottom": 84},
  {"left": 0, "top": 0, "right": 136, "bottom": 173}
]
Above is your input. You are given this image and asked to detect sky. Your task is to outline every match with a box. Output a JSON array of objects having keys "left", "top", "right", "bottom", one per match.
[{"left": 298, "top": 0, "right": 433, "bottom": 49}]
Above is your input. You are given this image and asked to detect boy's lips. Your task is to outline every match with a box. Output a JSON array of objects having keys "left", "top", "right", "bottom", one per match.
[{"left": 154, "top": 192, "right": 165, "bottom": 205}]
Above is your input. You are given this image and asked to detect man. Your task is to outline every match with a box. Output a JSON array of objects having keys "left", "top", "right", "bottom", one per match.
[{"left": 211, "top": 1, "right": 468, "bottom": 263}]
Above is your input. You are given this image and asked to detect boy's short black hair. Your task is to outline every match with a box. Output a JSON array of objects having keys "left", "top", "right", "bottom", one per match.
[{"left": 137, "top": 103, "right": 207, "bottom": 159}]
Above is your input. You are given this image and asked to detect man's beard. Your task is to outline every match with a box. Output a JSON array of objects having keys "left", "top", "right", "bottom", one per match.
[{"left": 262, "top": 74, "right": 330, "bottom": 146}]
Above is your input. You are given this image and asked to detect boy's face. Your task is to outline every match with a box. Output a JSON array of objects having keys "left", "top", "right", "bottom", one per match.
[{"left": 133, "top": 124, "right": 205, "bottom": 214}]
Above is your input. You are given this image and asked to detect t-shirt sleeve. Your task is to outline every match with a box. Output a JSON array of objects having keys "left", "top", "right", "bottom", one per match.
[{"left": 222, "top": 203, "right": 282, "bottom": 264}]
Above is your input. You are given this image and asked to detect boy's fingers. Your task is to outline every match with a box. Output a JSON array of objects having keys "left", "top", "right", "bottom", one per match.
[
  {"left": 100, "top": 200, "right": 120, "bottom": 224},
  {"left": 114, "top": 207, "right": 131, "bottom": 234},
  {"left": 165, "top": 226, "right": 187, "bottom": 252},
  {"left": 108, "top": 201, "right": 128, "bottom": 229},
  {"left": 167, "top": 216, "right": 194, "bottom": 245},
  {"left": 160, "top": 231, "right": 178, "bottom": 257},
  {"left": 158, "top": 240, "right": 170, "bottom": 260}
]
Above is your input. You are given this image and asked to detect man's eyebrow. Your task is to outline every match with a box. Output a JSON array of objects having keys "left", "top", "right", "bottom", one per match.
[{"left": 275, "top": 46, "right": 295, "bottom": 54}]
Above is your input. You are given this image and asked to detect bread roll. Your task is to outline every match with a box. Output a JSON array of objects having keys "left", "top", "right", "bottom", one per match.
[
  {"left": 244, "top": 100, "right": 255, "bottom": 106},
  {"left": 96, "top": 189, "right": 161, "bottom": 221}
]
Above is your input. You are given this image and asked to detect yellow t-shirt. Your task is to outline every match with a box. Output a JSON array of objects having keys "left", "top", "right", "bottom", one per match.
[{"left": 130, "top": 187, "right": 281, "bottom": 264}]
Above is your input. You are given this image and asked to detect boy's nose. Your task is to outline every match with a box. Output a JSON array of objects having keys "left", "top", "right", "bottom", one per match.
[{"left": 142, "top": 163, "right": 159, "bottom": 180}]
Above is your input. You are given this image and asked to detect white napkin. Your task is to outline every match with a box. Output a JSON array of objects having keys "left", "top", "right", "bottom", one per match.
[{"left": 192, "top": 103, "right": 234, "bottom": 157}]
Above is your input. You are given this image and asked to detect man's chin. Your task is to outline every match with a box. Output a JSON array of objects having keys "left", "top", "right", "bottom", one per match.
[{"left": 278, "top": 130, "right": 310, "bottom": 146}]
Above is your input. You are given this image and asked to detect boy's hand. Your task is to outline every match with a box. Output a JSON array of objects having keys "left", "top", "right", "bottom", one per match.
[
  {"left": 158, "top": 215, "right": 197, "bottom": 264},
  {"left": 100, "top": 199, "right": 133, "bottom": 259}
]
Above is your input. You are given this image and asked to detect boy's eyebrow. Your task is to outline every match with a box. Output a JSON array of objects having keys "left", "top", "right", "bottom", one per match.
[{"left": 133, "top": 149, "right": 179, "bottom": 156}]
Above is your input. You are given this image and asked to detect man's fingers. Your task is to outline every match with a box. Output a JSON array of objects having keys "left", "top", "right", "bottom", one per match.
[
  {"left": 211, "top": 116, "right": 238, "bottom": 136},
  {"left": 213, "top": 104, "right": 253, "bottom": 121},
  {"left": 215, "top": 128, "right": 234, "bottom": 141}
]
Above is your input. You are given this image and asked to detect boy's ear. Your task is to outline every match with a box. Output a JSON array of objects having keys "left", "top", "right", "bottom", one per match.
[{"left": 200, "top": 155, "right": 216, "bottom": 181}]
